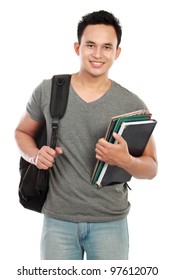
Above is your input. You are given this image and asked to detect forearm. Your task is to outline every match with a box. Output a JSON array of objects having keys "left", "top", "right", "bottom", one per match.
[
  {"left": 121, "top": 155, "right": 158, "bottom": 180},
  {"left": 15, "top": 130, "right": 39, "bottom": 164}
]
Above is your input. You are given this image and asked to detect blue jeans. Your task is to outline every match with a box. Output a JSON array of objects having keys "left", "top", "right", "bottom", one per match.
[{"left": 40, "top": 216, "right": 129, "bottom": 260}]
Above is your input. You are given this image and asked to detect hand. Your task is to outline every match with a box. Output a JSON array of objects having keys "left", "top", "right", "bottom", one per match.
[
  {"left": 95, "top": 132, "right": 132, "bottom": 167},
  {"left": 34, "top": 146, "right": 63, "bottom": 170}
]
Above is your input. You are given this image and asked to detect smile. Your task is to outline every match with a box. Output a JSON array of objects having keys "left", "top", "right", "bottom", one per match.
[{"left": 90, "top": 61, "right": 104, "bottom": 68}]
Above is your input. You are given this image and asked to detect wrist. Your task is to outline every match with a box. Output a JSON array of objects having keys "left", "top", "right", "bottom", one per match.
[
  {"left": 120, "top": 154, "right": 135, "bottom": 169},
  {"left": 31, "top": 148, "right": 39, "bottom": 165}
]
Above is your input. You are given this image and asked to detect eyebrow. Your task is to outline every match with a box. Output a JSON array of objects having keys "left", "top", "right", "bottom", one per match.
[
  {"left": 85, "top": 40, "right": 114, "bottom": 47},
  {"left": 85, "top": 40, "right": 95, "bottom": 45}
]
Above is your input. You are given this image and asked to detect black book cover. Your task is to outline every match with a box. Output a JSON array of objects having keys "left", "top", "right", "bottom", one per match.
[{"left": 100, "top": 120, "right": 157, "bottom": 187}]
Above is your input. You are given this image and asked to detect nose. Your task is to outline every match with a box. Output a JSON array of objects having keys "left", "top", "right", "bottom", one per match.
[{"left": 92, "top": 46, "right": 102, "bottom": 58}]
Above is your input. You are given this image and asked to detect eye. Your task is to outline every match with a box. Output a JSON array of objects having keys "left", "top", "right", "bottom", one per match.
[
  {"left": 104, "top": 45, "right": 112, "bottom": 50},
  {"left": 87, "top": 44, "right": 95, "bottom": 48}
]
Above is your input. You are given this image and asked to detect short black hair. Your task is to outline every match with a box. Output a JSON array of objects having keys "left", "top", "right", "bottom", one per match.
[{"left": 77, "top": 10, "right": 122, "bottom": 48}]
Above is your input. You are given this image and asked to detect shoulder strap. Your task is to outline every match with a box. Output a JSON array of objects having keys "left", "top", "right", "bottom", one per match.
[
  {"left": 49, "top": 74, "right": 71, "bottom": 148},
  {"left": 50, "top": 74, "right": 71, "bottom": 119}
]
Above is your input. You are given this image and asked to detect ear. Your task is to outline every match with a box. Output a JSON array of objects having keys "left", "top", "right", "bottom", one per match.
[
  {"left": 115, "top": 47, "right": 121, "bottom": 60},
  {"left": 74, "top": 42, "right": 80, "bottom": 56}
]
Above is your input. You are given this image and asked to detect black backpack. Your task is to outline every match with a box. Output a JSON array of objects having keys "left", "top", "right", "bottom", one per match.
[{"left": 18, "top": 74, "right": 71, "bottom": 213}]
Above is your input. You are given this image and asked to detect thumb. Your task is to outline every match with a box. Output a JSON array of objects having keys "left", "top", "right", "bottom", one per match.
[
  {"left": 55, "top": 147, "right": 63, "bottom": 155},
  {"left": 112, "top": 132, "right": 123, "bottom": 143}
]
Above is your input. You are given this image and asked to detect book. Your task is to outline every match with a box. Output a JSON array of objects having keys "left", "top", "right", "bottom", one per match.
[
  {"left": 105, "top": 109, "right": 151, "bottom": 142},
  {"left": 91, "top": 110, "right": 157, "bottom": 187},
  {"left": 91, "top": 109, "right": 151, "bottom": 185},
  {"left": 95, "top": 119, "right": 157, "bottom": 187}
]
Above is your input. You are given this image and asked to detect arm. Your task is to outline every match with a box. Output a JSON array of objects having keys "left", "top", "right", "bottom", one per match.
[
  {"left": 14, "top": 112, "right": 62, "bottom": 170},
  {"left": 95, "top": 132, "right": 158, "bottom": 180}
]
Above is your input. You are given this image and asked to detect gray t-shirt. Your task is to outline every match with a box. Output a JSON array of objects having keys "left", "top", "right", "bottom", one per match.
[{"left": 27, "top": 78, "right": 147, "bottom": 222}]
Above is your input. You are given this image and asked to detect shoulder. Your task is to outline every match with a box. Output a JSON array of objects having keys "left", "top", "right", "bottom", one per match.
[
  {"left": 30, "top": 78, "right": 52, "bottom": 104},
  {"left": 111, "top": 80, "right": 137, "bottom": 97},
  {"left": 111, "top": 80, "right": 146, "bottom": 101},
  {"left": 110, "top": 80, "right": 148, "bottom": 110},
  {"left": 26, "top": 78, "right": 52, "bottom": 120},
  {"left": 41, "top": 78, "right": 52, "bottom": 92}
]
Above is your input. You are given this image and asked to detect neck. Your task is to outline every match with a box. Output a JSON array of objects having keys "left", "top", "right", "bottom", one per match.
[
  {"left": 71, "top": 72, "right": 112, "bottom": 103},
  {"left": 72, "top": 72, "right": 111, "bottom": 91}
]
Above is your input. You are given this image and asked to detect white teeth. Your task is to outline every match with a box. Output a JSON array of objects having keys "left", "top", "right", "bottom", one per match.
[
  {"left": 92, "top": 62, "right": 103, "bottom": 64},
  {"left": 91, "top": 62, "right": 103, "bottom": 67}
]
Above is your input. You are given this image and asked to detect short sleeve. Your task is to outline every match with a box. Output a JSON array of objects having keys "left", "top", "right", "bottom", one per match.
[{"left": 26, "top": 82, "right": 45, "bottom": 121}]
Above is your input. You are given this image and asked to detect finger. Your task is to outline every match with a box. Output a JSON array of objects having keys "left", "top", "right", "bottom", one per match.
[
  {"left": 95, "top": 143, "right": 107, "bottom": 155},
  {"left": 38, "top": 154, "right": 54, "bottom": 167},
  {"left": 35, "top": 156, "right": 53, "bottom": 169},
  {"left": 95, "top": 147, "right": 103, "bottom": 157},
  {"left": 38, "top": 149, "right": 55, "bottom": 162},
  {"left": 97, "top": 138, "right": 109, "bottom": 147},
  {"left": 96, "top": 154, "right": 103, "bottom": 161},
  {"left": 112, "top": 132, "right": 124, "bottom": 143},
  {"left": 39, "top": 145, "right": 56, "bottom": 157},
  {"left": 55, "top": 147, "right": 63, "bottom": 155},
  {"left": 37, "top": 162, "right": 50, "bottom": 170}
]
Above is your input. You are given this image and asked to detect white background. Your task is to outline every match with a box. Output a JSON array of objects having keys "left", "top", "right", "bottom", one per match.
[{"left": 0, "top": 0, "right": 173, "bottom": 278}]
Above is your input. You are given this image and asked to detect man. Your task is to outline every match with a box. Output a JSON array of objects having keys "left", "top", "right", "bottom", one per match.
[{"left": 15, "top": 10, "right": 157, "bottom": 260}]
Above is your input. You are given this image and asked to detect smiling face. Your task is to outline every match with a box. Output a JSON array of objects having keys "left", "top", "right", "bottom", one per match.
[{"left": 74, "top": 24, "right": 121, "bottom": 78}]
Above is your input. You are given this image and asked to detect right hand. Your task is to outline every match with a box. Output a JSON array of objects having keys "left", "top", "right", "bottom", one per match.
[{"left": 34, "top": 146, "right": 63, "bottom": 170}]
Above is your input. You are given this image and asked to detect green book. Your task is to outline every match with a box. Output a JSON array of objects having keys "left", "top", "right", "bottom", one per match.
[{"left": 108, "top": 114, "right": 150, "bottom": 143}]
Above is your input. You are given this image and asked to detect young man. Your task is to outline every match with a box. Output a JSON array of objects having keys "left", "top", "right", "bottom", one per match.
[{"left": 15, "top": 10, "right": 157, "bottom": 260}]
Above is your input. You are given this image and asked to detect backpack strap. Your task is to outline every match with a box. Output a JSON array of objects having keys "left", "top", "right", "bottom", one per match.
[{"left": 49, "top": 74, "right": 71, "bottom": 148}]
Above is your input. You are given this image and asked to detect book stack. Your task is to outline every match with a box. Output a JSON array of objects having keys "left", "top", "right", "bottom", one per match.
[{"left": 91, "top": 109, "right": 157, "bottom": 187}]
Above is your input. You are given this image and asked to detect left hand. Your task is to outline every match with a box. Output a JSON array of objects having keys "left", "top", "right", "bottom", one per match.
[{"left": 95, "top": 132, "right": 132, "bottom": 167}]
